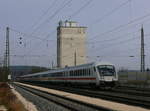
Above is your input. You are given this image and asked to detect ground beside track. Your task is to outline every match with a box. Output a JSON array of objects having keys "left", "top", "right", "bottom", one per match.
[{"left": 14, "top": 82, "right": 150, "bottom": 111}]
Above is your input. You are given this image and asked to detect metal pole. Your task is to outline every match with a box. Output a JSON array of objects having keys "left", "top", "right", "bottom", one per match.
[
  {"left": 74, "top": 51, "right": 76, "bottom": 66},
  {"left": 4, "top": 27, "right": 10, "bottom": 81},
  {"left": 141, "top": 26, "right": 145, "bottom": 72}
]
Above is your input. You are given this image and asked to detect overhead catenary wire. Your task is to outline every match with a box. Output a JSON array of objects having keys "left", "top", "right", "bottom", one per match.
[
  {"left": 25, "top": 0, "right": 93, "bottom": 47},
  {"left": 19, "top": 0, "right": 73, "bottom": 58},
  {"left": 60, "top": 30, "right": 140, "bottom": 58},
  {"left": 90, "top": 0, "right": 131, "bottom": 26},
  {"left": 87, "top": 29, "right": 140, "bottom": 44},
  {"left": 89, "top": 12, "right": 150, "bottom": 41},
  {"left": 30, "top": 0, "right": 73, "bottom": 35},
  {"left": 24, "top": 24, "right": 149, "bottom": 62},
  {"left": 68, "top": 0, "right": 93, "bottom": 20},
  {"left": 26, "top": 0, "right": 58, "bottom": 32},
  {"left": 24, "top": 0, "right": 94, "bottom": 57},
  {"left": 21, "top": 0, "right": 132, "bottom": 57},
  {"left": 23, "top": 23, "right": 142, "bottom": 57},
  {"left": 10, "top": 28, "right": 55, "bottom": 42},
  {"left": 9, "top": 1, "right": 150, "bottom": 67},
  {"left": 92, "top": 32, "right": 150, "bottom": 57},
  {"left": 91, "top": 36, "right": 139, "bottom": 54}
]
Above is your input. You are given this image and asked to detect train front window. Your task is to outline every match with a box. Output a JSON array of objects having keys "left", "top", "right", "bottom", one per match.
[{"left": 97, "top": 65, "right": 115, "bottom": 76}]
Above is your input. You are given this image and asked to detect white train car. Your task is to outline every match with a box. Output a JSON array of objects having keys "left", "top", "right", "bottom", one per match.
[{"left": 19, "top": 62, "right": 118, "bottom": 87}]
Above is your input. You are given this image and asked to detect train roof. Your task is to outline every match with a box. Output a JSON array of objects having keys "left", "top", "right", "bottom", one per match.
[{"left": 20, "top": 62, "right": 114, "bottom": 77}]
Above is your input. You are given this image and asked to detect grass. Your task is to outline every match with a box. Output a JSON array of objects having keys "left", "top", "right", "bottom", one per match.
[{"left": 0, "top": 82, "right": 27, "bottom": 111}]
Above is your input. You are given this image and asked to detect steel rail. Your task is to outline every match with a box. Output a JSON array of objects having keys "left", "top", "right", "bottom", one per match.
[
  {"left": 12, "top": 83, "right": 114, "bottom": 111},
  {"left": 19, "top": 82, "right": 150, "bottom": 109}
]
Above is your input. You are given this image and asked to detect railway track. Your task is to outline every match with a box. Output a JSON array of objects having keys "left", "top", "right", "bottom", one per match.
[
  {"left": 11, "top": 83, "right": 113, "bottom": 111},
  {"left": 111, "top": 86, "right": 150, "bottom": 97},
  {"left": 19, "top": 82, "right": 150, "bottom": 109}
]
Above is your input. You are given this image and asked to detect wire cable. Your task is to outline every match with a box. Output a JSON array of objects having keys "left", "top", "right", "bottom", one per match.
[
  {"left": 89, "top": 12, "right": 150, "bottom": 41},
  {"left": 68, "top": 0, "right": 93, "bottom": 20},
  {"left": 27, "top": 0, "right": 58, "bottom": 32},
  {"left": 31, "top": 0, "right": 72, "bottom": 35},
  {"left": 90, "top": 0, "right": 131, "bottom": 25}
]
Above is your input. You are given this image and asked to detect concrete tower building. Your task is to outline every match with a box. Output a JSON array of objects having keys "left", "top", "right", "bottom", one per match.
[{"left": 57, "top": 20, "right": 87, "bottom": 68}]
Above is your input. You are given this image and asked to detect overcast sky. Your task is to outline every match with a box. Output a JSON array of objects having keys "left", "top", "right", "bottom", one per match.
[{"left": 0, "top": 0, "right": 150, "bottom": 70}]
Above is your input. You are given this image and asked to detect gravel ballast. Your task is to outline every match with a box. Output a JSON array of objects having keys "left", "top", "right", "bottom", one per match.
[{"left": 12, "top": 85, "right": 70, "bottom": 111}]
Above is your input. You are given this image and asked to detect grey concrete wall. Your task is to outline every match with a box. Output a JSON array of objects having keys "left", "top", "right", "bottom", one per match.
[{"left": 57, "top": 23, "right": 87, "bottom": 68}]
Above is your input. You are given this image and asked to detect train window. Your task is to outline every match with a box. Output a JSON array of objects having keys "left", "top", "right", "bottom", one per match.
[
  {"left": 72, "top": 70, "right": 74, "bottom": 76},
  {"left": 71, "top": 71, "right": 73, "bottom": 76},
  {"left": 63, "top": 72, "right": 64, "bottom": 77},
  {"left": 86, "top": 69, "right": 88, "bottom": 76},
  {"left": 78, "top": 70, "right": 80, "bottom": 76},
  {"left": 64, "top": 72, "right": 66, "bottom": 76},
  {"left": 71, "top": 70, "right": 73, "bottom": 76},
  {"left": 82, "top": 69, "right": 84, "bottom": 76},
  {"left": 57, "top": 73, "right": 59, "bottom": 77},
  {"left": 87, "top": 69, "right": 90, "bottom": 76},
  {"left": 75, "top": 70, "right": 77, "bottom": 76},
  {"left": 63, "top": 72, "right": 65, "bottom": 77},
  {"left": 52, "top": 73, "right": 55, "bottom": 77},
  {"left": 81, "top": 69, "right": 83, "bottom": 76},
  {"left": 89, "top": 69, "right": 91, "bottom": 76},
  {"left": 84, "top": 69, "right": 86, "bottom": 76},
  {"left": 59, "top": 72, "right": 61, "bottom": 77},
  {"left": 57, "top": 72, "right": 59, "bottom": 76},
  {"left": 79, "top": 69, "right": 81, "bottom": 76},
  {"left": 70, "top": 71, "right": 73, "bottom": 76},
  {"left": 70, "top": 71, "right": 72, "bottom": 76},
  {"left": 79, "top": 69, "right": 82, "bottom": 76},
  {"left": 85, "top": 69, "right": 87, "bottom": 76},
  {"left": 87, "top": 69, "right": 89, "bottom": 75},
  {"left": 76, "top": 70, "right": 78, "bottom": 76},
  {"left": 94, "top": 67, "right": 96, "bottom": 72},
  {"left": 54, "top": 73, "right": 56, "bottom": 77},
  {"left": 79, "top": 70, "right": 81, "bottom": 76}
]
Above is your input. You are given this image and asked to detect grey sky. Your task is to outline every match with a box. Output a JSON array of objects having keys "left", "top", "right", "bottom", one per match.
[{"left": 0, "top": 0, "right": 150, "bottom": 70}]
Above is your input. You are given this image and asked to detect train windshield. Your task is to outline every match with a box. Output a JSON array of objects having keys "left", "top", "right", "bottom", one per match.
[{"left": 97, "top": 65, "right": 115, "bottom": 76}]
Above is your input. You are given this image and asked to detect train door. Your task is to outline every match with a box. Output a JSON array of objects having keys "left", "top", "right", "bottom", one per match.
[{"left": 93, "top": 66, "right": 100, "bottom": 86}]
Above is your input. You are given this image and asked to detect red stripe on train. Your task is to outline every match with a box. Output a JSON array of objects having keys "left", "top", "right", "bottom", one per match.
[{"left": 55, "top": 77, "right": 96, "bottom": 80}]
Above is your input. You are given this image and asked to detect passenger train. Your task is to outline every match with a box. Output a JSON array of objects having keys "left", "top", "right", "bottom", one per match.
[{"left": 18, "top": 62, "right": 118, "bottom": 88}]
